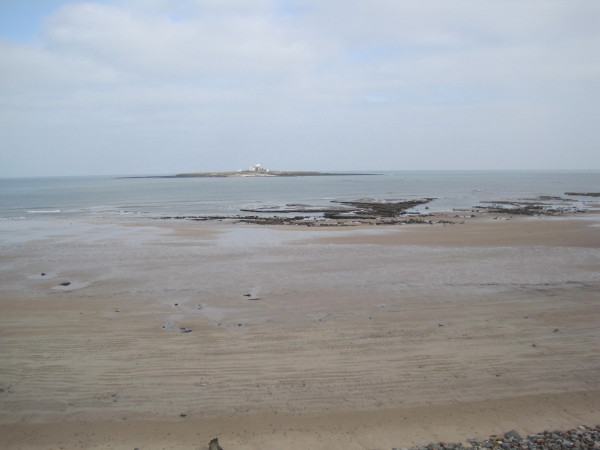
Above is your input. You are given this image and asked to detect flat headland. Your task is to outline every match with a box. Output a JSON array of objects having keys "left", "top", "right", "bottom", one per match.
[
  {"left": 173, "top": 169, "right": 370, "bottom": 177},
  {"left": 0, "top": 204, "right": 599, "bottom": 449},
  {"left": 125, "top": 168, "right": 376, "bottom": 178}
]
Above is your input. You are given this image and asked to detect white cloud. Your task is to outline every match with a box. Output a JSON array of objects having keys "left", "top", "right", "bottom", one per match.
[
  {"left": 1, "top": 0, "right": 599, "bottom": 176},
  {"left": 40, "top": 2, "right": 317, "bottom": 80}
]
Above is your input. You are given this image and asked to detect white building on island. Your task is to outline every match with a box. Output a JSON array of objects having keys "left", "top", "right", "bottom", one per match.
[{"left": 249, "top": 162, "right": 268, "bottom": 172}]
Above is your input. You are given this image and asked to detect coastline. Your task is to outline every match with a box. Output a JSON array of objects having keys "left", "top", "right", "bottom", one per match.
[{"left": 0, "top": 209, "right": 599, "bottom": 449}]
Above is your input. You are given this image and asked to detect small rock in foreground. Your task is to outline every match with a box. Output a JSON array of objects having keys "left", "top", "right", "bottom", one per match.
[
  {"left": 503, "top": 429, "right": 521, "bottom": 441},
  {"left": 208, "top": 437, "right": 223, "bottom": 450}
]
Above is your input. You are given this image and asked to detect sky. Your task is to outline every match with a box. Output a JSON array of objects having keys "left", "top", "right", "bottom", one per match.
[{"left": 1, "top": 0, "right": 599, "bottom": 177}]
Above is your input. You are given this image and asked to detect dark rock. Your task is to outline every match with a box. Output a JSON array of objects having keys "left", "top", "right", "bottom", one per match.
[
  {"left": 208, "top": 437, "right": 223, "bottom": 450},
  {"left": 41, "top": 273, "right": 46, "bottom": 276},
  {"left": 60, "top": 282, "right": 71, "bottom": 286},
  {"left": 564, "top": 192, "right": 600, "bottom": 197},
  {"left": 180, "top": 413, "right": 187, "bottom": 417},
  {"left": 476, "top": 198, "right": 582, "bottom": 216},
  {"left": 504, "top": 429, "right": 522, "bottom": 440},
  {"left": 179, "top": 328, "right": 192, "bottom": 333}
]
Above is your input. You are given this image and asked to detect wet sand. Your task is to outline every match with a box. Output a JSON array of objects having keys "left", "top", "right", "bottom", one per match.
[{"left": 0, "top": 213, "right": 599, "bottom": 449}]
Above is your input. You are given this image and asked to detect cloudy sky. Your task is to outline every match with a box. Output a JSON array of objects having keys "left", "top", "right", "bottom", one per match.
[{"left": 1, "top": 0, "right": 599, "bottom": 176}]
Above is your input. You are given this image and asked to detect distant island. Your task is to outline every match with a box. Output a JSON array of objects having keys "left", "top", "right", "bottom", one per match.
[{"left": 128, "top": 163, "right": 375, "bottom": 178}]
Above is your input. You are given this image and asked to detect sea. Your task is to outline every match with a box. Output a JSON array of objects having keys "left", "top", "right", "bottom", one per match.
[{"left": 1, "top": 171, "right": 599, "bottom": 221}]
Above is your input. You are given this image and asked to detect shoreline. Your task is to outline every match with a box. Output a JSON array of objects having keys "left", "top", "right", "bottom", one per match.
[{"left": 1, "top": 209, "right": 599, "bottom": 449}]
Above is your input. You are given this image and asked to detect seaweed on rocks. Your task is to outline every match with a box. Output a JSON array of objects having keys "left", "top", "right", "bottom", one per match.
[
  {"left": 565, "top": 192, "right": 600, "bottom": 197},
  {"left": 154, "top": 198, "right": 440, "bottom": 226},
  {"left": 476, "top": 197, "right": 584, "bottom": 216},
  {"left": 325, "top": 199, "right": 434, "bottom": 219}
]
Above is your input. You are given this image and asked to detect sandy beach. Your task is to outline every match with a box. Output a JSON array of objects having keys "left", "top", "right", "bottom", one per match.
[{"left": 1, "top": 212, "right": 599, "bottom": 449}]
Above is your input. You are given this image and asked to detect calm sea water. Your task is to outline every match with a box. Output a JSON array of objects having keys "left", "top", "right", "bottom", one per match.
[{"left": 1, "top": 171, "right": 599, "bottom": 220}]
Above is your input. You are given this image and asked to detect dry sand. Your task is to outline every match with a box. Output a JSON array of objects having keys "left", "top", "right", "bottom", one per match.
[{"left": 0, "top": 213, "right": 599, "bottom": 449}]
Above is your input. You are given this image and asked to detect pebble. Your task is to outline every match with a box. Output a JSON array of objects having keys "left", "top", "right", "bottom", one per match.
[{"left": 401, "top": 425, "right": 600, "bottom": 449}]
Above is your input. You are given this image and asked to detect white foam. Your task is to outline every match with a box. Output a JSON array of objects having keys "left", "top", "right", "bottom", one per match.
[{"left": 27, "top": 210, "right": 61, "bottom": 214}]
